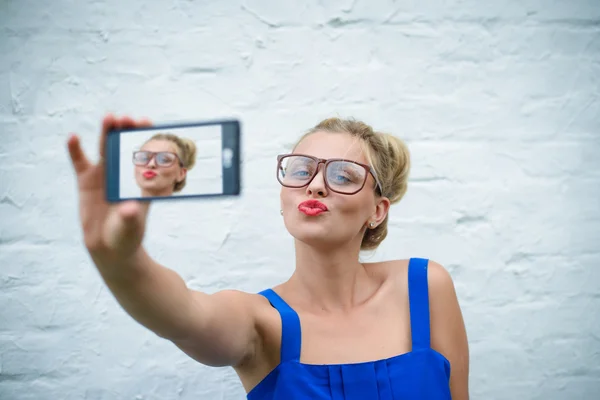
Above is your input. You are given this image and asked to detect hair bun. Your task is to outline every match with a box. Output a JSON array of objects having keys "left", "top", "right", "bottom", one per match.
[
  {"left": 179, "top": 138, "right": 197, "bottom": 170},
  {"left": 378, "top": 132, "right": 410, "bottom": 204}
]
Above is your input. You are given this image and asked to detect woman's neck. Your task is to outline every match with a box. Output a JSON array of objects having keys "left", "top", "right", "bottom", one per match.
[
  {"left": 287, "top": 240, "right": 379, "bottom": 313},
  {"left": 141, "top": 188, "right": 173, "bottom": 197}
]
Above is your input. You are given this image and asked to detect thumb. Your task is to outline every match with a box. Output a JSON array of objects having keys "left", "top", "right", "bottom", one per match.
[
  {"left": 67, "top": 134, "right": 92, "bottom": 175},
  {"left": 105, "top": 200, "right": 151, "bottom": 253},
  {"left": 118, "top": 200, "right": 150, "bottom": 222}
]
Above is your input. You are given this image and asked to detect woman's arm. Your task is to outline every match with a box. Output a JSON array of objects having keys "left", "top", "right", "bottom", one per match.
[
  {"left": 97, "top": 248, "right": 261, "bottom": 368},
  {"left": 428, "top": 260, "right": 470, "bottom": 400},
  {"left": 69, "top": 115, "right": 261, "bottom": 370}
]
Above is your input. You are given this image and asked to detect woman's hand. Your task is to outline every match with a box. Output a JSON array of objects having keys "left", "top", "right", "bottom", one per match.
[{"left": 67, "top": 114, "right": 152, "bottom": 270}]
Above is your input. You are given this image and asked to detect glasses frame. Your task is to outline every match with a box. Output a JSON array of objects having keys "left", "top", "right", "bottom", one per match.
[
  {"left": 132, "top": 151, "right": 183, "bottom": 168},
  {"left": 276, "top": 153, "right": 383, "bottom": 196}
]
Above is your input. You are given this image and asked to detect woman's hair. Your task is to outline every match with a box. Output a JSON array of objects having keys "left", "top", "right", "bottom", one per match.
[
  {"left": 293, "top": 117, "right": 411, "bottom": 250},
  {"left": 146, "top": 133, "right": 197, "bottom": 192}
]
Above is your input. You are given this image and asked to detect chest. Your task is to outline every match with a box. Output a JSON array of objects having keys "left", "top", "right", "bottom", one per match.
[{"left": 297, "top": 299, "right": 412, "bottom": 365}]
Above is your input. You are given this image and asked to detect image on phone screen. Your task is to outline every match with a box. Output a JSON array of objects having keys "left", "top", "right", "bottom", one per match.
[{"left": 105, "top": 119, "right": 241, "bottom": 202}]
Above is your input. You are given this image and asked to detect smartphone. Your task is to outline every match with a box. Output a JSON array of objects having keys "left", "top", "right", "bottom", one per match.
[{"left": 105, "top": 118, "right": 241, "bottom": 202}]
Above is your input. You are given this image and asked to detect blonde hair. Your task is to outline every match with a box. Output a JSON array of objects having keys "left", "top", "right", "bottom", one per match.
[
  {"left": 293, "top": 117, "right": 411, "bottom": 250},
  {"left": 146, "top": 133, "right": 197, "bottom": 192}
]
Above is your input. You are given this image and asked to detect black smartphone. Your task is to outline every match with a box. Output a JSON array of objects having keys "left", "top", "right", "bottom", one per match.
[{"left": 105, "top": 118, "right": 241, "bottom": 202}]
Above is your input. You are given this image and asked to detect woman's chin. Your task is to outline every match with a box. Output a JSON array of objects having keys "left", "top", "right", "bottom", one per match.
[
  {"left": 289, "top": 227, "right": 339, "bottom": 248},
  {"left": 139, "top": 185, "right": 172, "bottom": 197}
]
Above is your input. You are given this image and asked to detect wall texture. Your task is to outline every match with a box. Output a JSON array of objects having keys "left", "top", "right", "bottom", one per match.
[{"left": 1, "top": 1, "right": 599, "bottom": 399}]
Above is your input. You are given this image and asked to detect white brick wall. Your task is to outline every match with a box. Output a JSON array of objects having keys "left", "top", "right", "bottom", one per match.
[{"left": 1, "top": 1, "right": 599, "bottom": 399}]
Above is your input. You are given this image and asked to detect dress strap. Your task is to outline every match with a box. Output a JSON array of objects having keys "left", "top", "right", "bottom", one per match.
[
  {"left": 258, "top": 289, "right": 302, "bottom": 362},
  {"left": 408, "top": 257, "right": 431, "bottom": 349}
]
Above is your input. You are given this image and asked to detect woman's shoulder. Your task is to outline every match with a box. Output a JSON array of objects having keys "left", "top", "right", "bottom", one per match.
[
  {"left": 365, "top": 258, "right": 456, "bottom": 292},
  {"left": 363, "top": 257, "right": 450, "bottom": 279}
]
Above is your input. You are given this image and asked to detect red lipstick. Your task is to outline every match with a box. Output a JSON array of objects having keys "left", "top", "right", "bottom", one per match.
[
  {"left": 298, "top": 200, "right": 328, "bottom": 216},
  {"left": 143, "top": 171, "right": 157, "bottom": 179}
]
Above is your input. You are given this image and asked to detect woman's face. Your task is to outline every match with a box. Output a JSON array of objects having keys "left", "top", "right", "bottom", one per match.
[
  {"left": 133, "top": 139, "right": 186, "bottom": 197},
  {"left": 279, "top": 131, "right": 389, "bottom": 250}
]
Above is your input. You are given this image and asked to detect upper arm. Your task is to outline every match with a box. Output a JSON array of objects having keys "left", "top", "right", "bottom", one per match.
[
  {"left": 170, "top": 289, "right": 263, "bottom": 368},
  {"left": 428, "top": 260, "right": 470, "bottom": 400}
]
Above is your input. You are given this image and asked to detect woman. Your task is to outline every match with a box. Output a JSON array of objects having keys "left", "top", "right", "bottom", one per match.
[
  {"left": 133, "top": 133, "right": 197, "bottom": 197},
  {"left": 67, "top": 115, "right": 470, "bottom": 399}
]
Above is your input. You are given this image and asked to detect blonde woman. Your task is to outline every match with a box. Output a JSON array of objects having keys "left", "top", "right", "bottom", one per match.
[
  {"left": 67, "top": 114, "right": 469, "bottom": 399},
  {"left": 132, "top": 133, "right": 197, "bottom": 197}
]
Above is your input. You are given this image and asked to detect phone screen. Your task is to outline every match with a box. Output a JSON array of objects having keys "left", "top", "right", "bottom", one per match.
[{"left": 105, "top": 119, "right": 241, "bottom": 202}]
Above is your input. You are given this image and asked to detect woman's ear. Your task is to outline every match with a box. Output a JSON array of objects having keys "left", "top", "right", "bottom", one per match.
[{"left": 372, "top": 197, "right": 391, "bottom": 226}]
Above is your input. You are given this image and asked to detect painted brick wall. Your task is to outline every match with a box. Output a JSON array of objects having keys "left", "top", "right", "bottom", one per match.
[{"left": 1, "top": 1, "right": 599, "bottom": 399}]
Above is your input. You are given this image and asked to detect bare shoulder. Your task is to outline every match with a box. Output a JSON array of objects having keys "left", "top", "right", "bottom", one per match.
[
  {"left": 177, "top": 288, "right": 277, "bottom": 365},
  {"left": 176, "top": 288, "right": 282, "bottom": 392},
  {"left": 423, "top": 259, "right": 463, "bottom": 330},
  {"left": 216, "top": 289, "right": 283, "bottom": 392},
  {"left": 363, "top": 258, "right": 410, "bottom": 282},
  {"left": 426, "top": 259, "right": 456, "bottom": 294},
  {"left": 199, "top": 288, "right": 279, "bottom": 332},
  {"left": 363, "top": 258, "right": 455, "bottom": 291},
  {"left": 199, "top": 288, "right": 268, "bottom": 307},
  {"left": 426, "top": 260, "right": 470, "bottom": 400},
  {"left": 191, "top": 288, "right": 271, "bottom": 323},
  {"left": 374, "top": 258, "right": 470, "bottom": 399}
]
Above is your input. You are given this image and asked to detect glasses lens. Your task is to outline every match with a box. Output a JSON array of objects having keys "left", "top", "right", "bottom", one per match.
[
  {"left": 133, "top": 151, "right": 150, "bottom": 165},
  {"left": 278, "top": 156, "right": 368, "bottom": 193},
  {"left": 326, "top": 161, "right": 367, "bottom": 193},
  {"left": 279, "top": 155, "right": 316, "bottom": 187},
  {"left": 156, "top": 152, "right": 176, "bottom": 166}
]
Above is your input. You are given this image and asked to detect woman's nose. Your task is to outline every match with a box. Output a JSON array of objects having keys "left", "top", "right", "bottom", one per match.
[{"left": 306, "top": 167, "right": 328, "bottom": 197}]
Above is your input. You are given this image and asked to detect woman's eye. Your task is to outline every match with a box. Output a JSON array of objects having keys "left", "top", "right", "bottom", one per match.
[
  {"left": 292, "top": 169, "right": 310, "bottom": 177},
  {"left": 333, "top": 175, "right": 351, "bottom": 183}
]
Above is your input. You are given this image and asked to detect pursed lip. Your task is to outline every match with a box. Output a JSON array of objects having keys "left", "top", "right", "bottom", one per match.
[
  {"left": 298, "top": 199, "right": 328, "bottom": 212},
  {"left": 143, "top": 171, "right": 157, "bottom": 178}
]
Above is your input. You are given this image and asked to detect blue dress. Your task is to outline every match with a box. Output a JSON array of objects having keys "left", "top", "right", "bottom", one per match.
[{"left": 247, "top": 258, "right": 452, "bottom": 399}]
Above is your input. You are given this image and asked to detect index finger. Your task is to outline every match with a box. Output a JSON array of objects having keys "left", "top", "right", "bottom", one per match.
[{"left": 98, "top": 114, "right": 118, "bottom": 160}]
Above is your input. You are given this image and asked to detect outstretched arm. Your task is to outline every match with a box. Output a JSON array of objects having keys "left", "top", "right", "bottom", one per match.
[
  {"left": 69, "top": 114, "right": 261, "bottom": 369},
  {"left": 98, "top": 248, "right": 261, "bottom": 368}
]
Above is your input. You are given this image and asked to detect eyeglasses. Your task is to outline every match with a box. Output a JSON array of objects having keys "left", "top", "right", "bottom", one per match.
[
  {"left": 277, "top": 154, "right": 383, "bottom": 195},
  {"left": 132, "top": 151, "right": 183, "bottom": 167}
]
